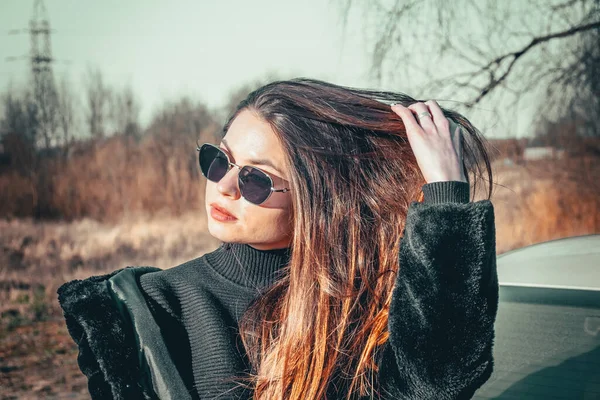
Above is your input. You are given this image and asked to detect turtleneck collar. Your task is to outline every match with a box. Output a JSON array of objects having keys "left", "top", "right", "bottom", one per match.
[{"left": 203, "top": 242, "right": 291, "bottom": 290}]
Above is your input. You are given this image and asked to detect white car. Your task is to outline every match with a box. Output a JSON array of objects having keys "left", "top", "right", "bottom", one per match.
[{"left": 474, "top": 234, "right": 600, "bottom": 399}]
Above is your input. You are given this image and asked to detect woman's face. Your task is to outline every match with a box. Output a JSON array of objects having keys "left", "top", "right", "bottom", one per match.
[{"left": 205, "top": 109, "right": 294, "bottom": 250}]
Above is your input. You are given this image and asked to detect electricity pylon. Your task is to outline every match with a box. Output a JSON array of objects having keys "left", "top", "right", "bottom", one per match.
[
  {"left": 7, "top": 0, "right": 60, "bottom": 149},
  {"left": 30, "top": 0, "right": 59, "bottom": 148}
]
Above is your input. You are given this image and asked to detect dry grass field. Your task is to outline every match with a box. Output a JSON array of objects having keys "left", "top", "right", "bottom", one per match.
[
  {"left": 487, "top": 156, "right": 599, "bottom": 252},
  {"left": 0, "top": 210, "right": 221, "bottom": 399},
  {"left": 1, "top": 154, "right": 599, "bottom": 399}
]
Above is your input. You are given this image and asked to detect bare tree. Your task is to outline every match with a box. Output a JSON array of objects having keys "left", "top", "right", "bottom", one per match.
[
  {"left": 146, "top": 97, "right": 216, "bottom": 139},
  {"left": 111, "top": 84, "right": 141, "bottom": 138},
  {"left": 83, "top": 67, "right": 111, "bottom": 139},
  {"left": 336, "top": 0, "right": 600, "bottom": 134},
  {"left": 1, "top": 85, "right": 38, "bottom": 145},
  {"left": 0, "top": 85, "right": 38, "bottom": 173},
  {"left": 56, "top": 75, "right": 78, "bottom": 151},
  {"left": 561, "top": 21, "right": 600, "bottom": 137}
]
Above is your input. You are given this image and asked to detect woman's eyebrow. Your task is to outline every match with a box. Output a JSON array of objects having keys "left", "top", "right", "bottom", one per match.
[{"left": 220, "top": 139, "right": 283, "bottom": 175}]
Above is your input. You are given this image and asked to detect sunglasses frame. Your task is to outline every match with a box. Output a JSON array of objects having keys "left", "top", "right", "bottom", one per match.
[{"left": 196, "top": 141, "right": 291, "bottom": 205}]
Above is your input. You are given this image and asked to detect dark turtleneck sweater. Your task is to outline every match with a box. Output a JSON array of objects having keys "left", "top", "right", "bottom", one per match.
[{"left": 138, "top": 241, "right": 293, "bottom": 398}]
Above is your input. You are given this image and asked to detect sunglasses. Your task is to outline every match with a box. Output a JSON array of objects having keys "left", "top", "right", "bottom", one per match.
[{"left": 196, "top": 142, "right": 291, "bottom": 205}]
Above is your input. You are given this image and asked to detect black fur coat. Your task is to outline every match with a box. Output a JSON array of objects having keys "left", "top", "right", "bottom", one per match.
[{"left": 57, "top": 199, "right": 498, "bottom": 399}]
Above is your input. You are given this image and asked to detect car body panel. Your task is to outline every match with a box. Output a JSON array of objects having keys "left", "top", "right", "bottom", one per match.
[
  {"left": 474, "top": 234, "right": 600, "bottom": 399},
  {"left": 496, "top": 234, "right": 600, "bottom": 290}
]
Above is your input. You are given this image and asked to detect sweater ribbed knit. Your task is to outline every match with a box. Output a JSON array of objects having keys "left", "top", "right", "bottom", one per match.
[
  {"left": 138, "top": 181, "right": 469, "bottom": 399},
  {"left": 139, "top": 242, "right": 292, "bottom": 398}
]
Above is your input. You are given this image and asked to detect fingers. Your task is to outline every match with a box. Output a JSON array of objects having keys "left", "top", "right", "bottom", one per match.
[
  {"left": 407, "top": 102, "right": 436, "bottom": 133},
  {"left": 390, "top": 103, "right": 422, "bottom": 135},
  {"left": 391, "top": 99, "right": 458, "bottom": 143},
  {"left": 424, "top": 100, "right": 450, "bottom": 135}
]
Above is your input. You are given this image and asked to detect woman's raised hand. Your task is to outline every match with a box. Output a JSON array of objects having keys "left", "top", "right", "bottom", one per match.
[{"left": 391, "top": 100, "right": 467, "bottom": 184}]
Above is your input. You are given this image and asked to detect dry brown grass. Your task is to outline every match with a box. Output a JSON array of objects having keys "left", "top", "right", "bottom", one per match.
[
  {"left": 0, "top": 320, "right": 88, "bottom": 399},
  {"left": 0, "top": 210, "right": 220, "bottom": 323},
  {"left": 483, "top": 155, "right": 600, "bottom": 253}
]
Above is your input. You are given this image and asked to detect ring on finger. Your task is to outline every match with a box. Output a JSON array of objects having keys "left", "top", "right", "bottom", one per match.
[{"left": 418, "top": 111, "right": 432, "bottom": 119}]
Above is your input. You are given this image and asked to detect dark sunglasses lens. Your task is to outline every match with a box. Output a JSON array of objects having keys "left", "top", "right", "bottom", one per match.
[
  {"left": 239, "top": 167, "right": 272, "bottom": 204},
  {"left": 199, "top": 145, "right": 228, "bottom": 182}
]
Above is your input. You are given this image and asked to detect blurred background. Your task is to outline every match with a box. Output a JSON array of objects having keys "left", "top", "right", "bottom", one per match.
[{"left": 0, "top": 0, "right": 598, "bottom": 398}]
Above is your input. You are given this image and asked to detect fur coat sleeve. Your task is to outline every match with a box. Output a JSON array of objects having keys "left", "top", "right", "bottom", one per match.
[
  {"left": 377, "top": 181, "right": 499, "bottom": 399},
  {"left": 57, "top": 266, "right": 165, "bottom": 400}
]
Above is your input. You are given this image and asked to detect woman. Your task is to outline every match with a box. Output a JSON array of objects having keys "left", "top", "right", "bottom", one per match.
[{"left": 57, "top": 78, "right": 498, "bottom": 400}]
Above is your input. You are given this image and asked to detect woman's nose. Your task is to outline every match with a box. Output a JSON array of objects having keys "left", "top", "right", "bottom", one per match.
[{"left": 216, "top": 166, "right": 241, "bottom": 199}]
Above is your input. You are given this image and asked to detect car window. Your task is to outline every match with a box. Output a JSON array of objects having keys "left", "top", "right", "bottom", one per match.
[{"left": 474, "top": 285, "right": 600, "bottom": 398}]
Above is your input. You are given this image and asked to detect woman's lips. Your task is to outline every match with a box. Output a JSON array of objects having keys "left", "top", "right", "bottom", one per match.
[{"left": 210, "top": 205, "right": 237, "bottom": 222}]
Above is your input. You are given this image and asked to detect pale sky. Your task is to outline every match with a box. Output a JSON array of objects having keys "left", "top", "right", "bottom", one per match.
[{"left": 0, "top": 0, "right": 535, "bottom": 138}]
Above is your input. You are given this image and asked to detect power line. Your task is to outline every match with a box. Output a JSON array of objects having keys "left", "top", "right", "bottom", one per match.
[{"left": 5, "top": 0, "right": 64, "bottom": 148}]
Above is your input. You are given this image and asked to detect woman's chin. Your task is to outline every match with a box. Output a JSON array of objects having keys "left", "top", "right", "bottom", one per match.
[{"left": 208, "top": 222, "right": 239, "bottom": 242}]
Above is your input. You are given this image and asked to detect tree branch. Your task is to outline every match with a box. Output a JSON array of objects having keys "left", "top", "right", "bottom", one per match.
[{"left": 468, "top": 20, "right": 600, "bottom": 107}]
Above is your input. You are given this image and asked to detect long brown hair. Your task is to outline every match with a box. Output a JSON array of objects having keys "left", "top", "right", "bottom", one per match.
[{"left": 224, "top": 78, "right": 493, "bottom": 399}]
